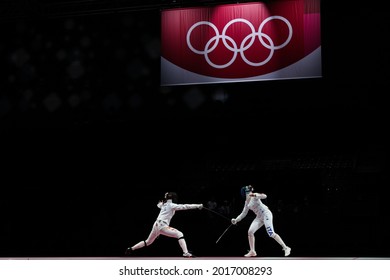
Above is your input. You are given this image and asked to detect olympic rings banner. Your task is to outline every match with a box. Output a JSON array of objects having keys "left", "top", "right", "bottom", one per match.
[{"left": 160, "top": 0, "right": 321, "bottom": 86}]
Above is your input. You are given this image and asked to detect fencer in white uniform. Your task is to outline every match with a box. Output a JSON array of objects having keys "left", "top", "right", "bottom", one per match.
[
  {"left": 125, "top": 192, "right": 203, "bottom": 257},
  {"left": 231, "top": 185, "right": 291, "bottom": 257}
]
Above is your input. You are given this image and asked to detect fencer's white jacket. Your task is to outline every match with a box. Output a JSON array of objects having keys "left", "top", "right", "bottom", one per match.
[
  {"left": 235, "top": 193, "right": 269, "bottom": 222},
  {"left": 155, "top": 199, "right": 202, "bottom": 229}
]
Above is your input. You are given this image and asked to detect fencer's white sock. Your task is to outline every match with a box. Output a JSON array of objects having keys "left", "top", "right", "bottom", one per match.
[
  {"left": 248, "top": 235, "right": 255, "bottom": 252},
  {"left": 132, "top": 241, "right": 146, "bottom": 250},
  {"left": 178, "top": 238, "right": 189, "bottom": 253},
  {"left": 273, "top": 234, "right": 288, "bottom": 249}
]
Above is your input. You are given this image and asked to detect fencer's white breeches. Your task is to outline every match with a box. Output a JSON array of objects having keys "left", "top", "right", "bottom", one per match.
[
  {"left": 248, "top": 218, "right": 263, "bottom": 236},
  {"left": 248, "top": 211, "right": 275, "bottom": 237},
  {"left": 263, "top": 210, "right": 275, "bottom": 237},
  {"left": 144, "top": 221, "right": 184, "bottom": 246}
]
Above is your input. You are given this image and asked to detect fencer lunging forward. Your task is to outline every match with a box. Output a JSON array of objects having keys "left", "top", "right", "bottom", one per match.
[
  {"left": 125, "top": 192, "right": 203, "bottom": 258},
  {"left": 231, "top": 185, "right": 291, "bottom": 257}
]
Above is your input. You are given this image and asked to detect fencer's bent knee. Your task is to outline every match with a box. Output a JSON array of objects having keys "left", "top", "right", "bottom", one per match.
[{"left": 174, "top": 230, "right": 184, "bottom": 239}]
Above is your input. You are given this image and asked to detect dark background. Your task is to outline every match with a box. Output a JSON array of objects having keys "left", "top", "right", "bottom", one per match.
[{"left": 1, "top": 1, "right": 388, "bottom": 258}]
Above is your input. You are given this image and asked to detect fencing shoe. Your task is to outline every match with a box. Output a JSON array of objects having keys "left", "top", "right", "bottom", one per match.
[
  {"left": 183, "top": 252, "right": 193, "bottom": 258},
  {"left": 125, "top": 247, "right": 133, "bottom": 256},
  {"left": 283, "top": 246, "right": 291, "bottom": 257},
  {"left": 244, "top": 250, "right": 257, "bottom": 257}
]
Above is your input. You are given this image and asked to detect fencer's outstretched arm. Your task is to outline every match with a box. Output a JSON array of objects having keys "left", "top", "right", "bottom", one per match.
[{"left": 172, "top": 203, "right": 203, "bottom": 210}]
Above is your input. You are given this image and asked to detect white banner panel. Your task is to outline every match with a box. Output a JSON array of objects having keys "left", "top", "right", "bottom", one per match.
[{"left": 1, "top": 258, "right": 389, "bottom": 280}]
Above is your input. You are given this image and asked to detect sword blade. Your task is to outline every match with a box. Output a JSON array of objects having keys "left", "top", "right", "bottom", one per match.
[{"left": 216, "top": 224, "right": 233, "bottom": 244}]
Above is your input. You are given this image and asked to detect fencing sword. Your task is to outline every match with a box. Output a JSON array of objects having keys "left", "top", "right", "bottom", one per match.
[
  {"left": 201, "top": 206, "right": 234, "bottom": 243},
  {"left": 202, "top": 206, "right": 231, "bottom": 221},
  {"left": 215, "top": 223, "right": 234, "bottom": 244}
]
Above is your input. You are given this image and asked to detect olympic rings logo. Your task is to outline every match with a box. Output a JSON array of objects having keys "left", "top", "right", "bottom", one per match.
[{"left": 186, "top": 16, "right": 293, "bottom": 69}]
